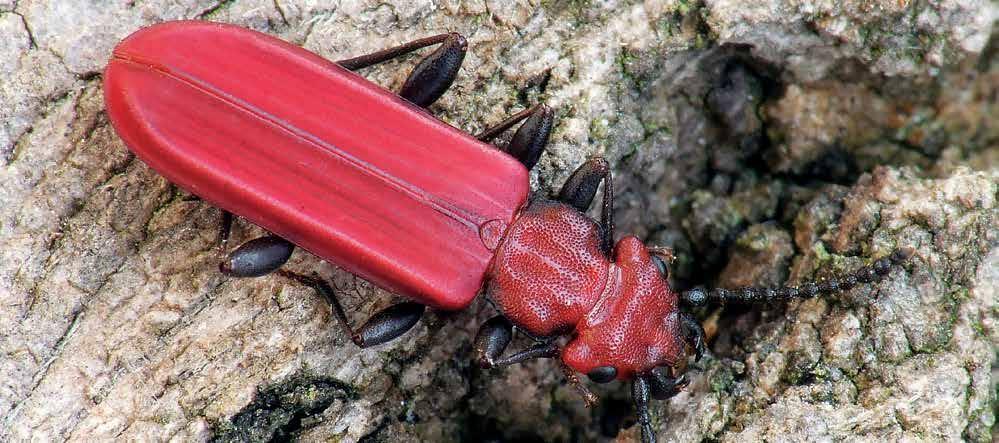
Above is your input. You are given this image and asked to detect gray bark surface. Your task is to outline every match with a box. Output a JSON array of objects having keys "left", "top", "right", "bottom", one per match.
[{"left": 1, "top": 1, "right": 996, "bottom": 442}]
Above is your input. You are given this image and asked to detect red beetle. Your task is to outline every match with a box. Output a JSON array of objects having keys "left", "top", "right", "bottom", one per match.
[{"left": 104, "top": 21, "right": 911, "bottom": 442}]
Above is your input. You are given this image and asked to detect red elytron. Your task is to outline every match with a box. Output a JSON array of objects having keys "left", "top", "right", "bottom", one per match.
[
  {"left": 104, "top": 21, "right": 527, "bottom": 311},
  {"left": 104, "top": 21, "right": 911, "bottom": 443}
]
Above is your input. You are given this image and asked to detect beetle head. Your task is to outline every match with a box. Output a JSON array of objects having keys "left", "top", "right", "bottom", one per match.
[{"left": 560, "top": 236, "right": 685, "bottom": 380}]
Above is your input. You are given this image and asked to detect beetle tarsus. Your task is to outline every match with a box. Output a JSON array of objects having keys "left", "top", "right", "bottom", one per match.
[
  {"left": 558, "top": 157, "right": 614, "bottom": 255},
  {"left": 220, "top": 235, "right": 295, "bottom": 277},
  {"left": 680, "top": 247, "right": 915, "bottom": 306}
]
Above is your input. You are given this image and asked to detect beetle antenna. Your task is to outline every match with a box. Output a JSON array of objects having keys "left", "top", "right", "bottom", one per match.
[{"left": 681, "top": 247, "right": 914, "bottom": 306}]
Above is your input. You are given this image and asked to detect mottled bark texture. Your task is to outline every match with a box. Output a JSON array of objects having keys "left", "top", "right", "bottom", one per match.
[{"left": 1, "top": 1, "right": 996, "bottom": 442}]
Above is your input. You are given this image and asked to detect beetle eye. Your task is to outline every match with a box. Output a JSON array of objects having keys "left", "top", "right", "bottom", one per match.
[
  {"left": 652, "top": 254, "right": 668, "bottom": 278},
  {"left": 587, "top": 366, "right": 617, "bottom": 383}
]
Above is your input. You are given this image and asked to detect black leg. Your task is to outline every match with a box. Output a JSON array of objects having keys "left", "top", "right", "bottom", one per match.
[
  {"left": 488, "top": 341, "right": 559, "bottom": 367},
  {"left": 220, "top": 236, "right": 295, "bottom": 277},
  {"left": 631, "top": 368, "right": 685, "bottom": 442},
  {"left": 586, "top": 366, "right": 617, "bottom": 383},
  {"left": 506, "top": 106, "right": 554, "bottom": 169},
  {"left": 679, "top": 313, "right": 706, "bottom": 362},
  {"left": 217, "top": 210, "right": 295, "bottom": 278},
  {"left": 337, "top": 33, "right": 467, "bottom": 108},
  {"left": 646, "top": 367, "right": 688, "bottom": 400},
  {"left": 398, "top": 33, "right": 467, "bottom": 108},
  {"left": 279, "top": 271, "right": 425, "bottom": 348},
  {"left": 632, "top": 376, "right": 657, "bottom": 443},
  {"left": 218, "top": 209, "right": 234, "bottom": 252},
  {"left": 476, "top": 105, "right": 539, "bottom": 142},
  {"left": 473, "top": 315, "right": 514, "bottom": 368},
  {"left": 336, "top": 33, "right": 463, "bottom": 71},
  {"left": 681, "top": 247, "right": 915, "bottom": 306},
  {"left": 558, "top": 157, "right": 614, "bottom": 254},
  {"left": 476, "top": 104, "right": 554, "bottom": 170},
  {"left": 478, "top": 337, "right": 598, "bottom": 405}
]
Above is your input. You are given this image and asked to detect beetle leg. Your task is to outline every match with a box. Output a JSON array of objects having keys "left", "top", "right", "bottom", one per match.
[
  {"left": 336, "top": 33, "right": 460, "bottom": 70},
  {"left": 476, "top": 105, "right": 540, "bottom": 142},
  {"left": 680, "top": 313, "right": 707, "bottom": 362},
  {"left": 558, "top": 157, "right": 615, "bottom": 255},
  {"left": 473, "top": 315, "right": 514, "bottom": 368},
  {"left": 348, "top": 302, "right": 425, "bottom": 347},
  {"left": 337, "top": 33, "right": 467, "bottom": 108},
  {"left": 397, "top": 33, "right": 467, "bottom": 108},
  {"left": 218, "top": 209, "right": 235, "bottom": 253},
  {"left": 632, "top": 376, "right": 657, "bottom": 443},
  {"left": 680, "top": 247, "right": 915, "bottom": 307},
  {"left": 481, "top": 338, "right": 598, "bottom": 405},
  {"left": 279, "top": 271, "right": 425, "bottom": 348},
  {"left": 220, "top": 236, "right": 295, "bottom": 277},
  {"left": 646, "top": 367, "right": 688, "bottom": 400},
  {"left": 476, "top": 104, "right": 554, "bottom": 170},
  {"left": 216, "top": 209, "right": 296, "bottom": 278},
  {"left": 488, "top": 341, "right": 560, "bottom": 367}
]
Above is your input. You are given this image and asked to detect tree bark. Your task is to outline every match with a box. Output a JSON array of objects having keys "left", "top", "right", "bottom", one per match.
[{"left": 2, "top": 1, "right": 996, "bottom": 441}]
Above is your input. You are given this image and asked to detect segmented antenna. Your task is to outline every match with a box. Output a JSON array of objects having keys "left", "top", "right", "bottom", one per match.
[{"left": 682, "top": 247, "right": 914, "bottom": 306}]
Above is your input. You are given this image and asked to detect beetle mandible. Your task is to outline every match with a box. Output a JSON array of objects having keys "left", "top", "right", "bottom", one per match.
[{"left": 104, "top": 21, "right": 912, "bottom": 443}]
